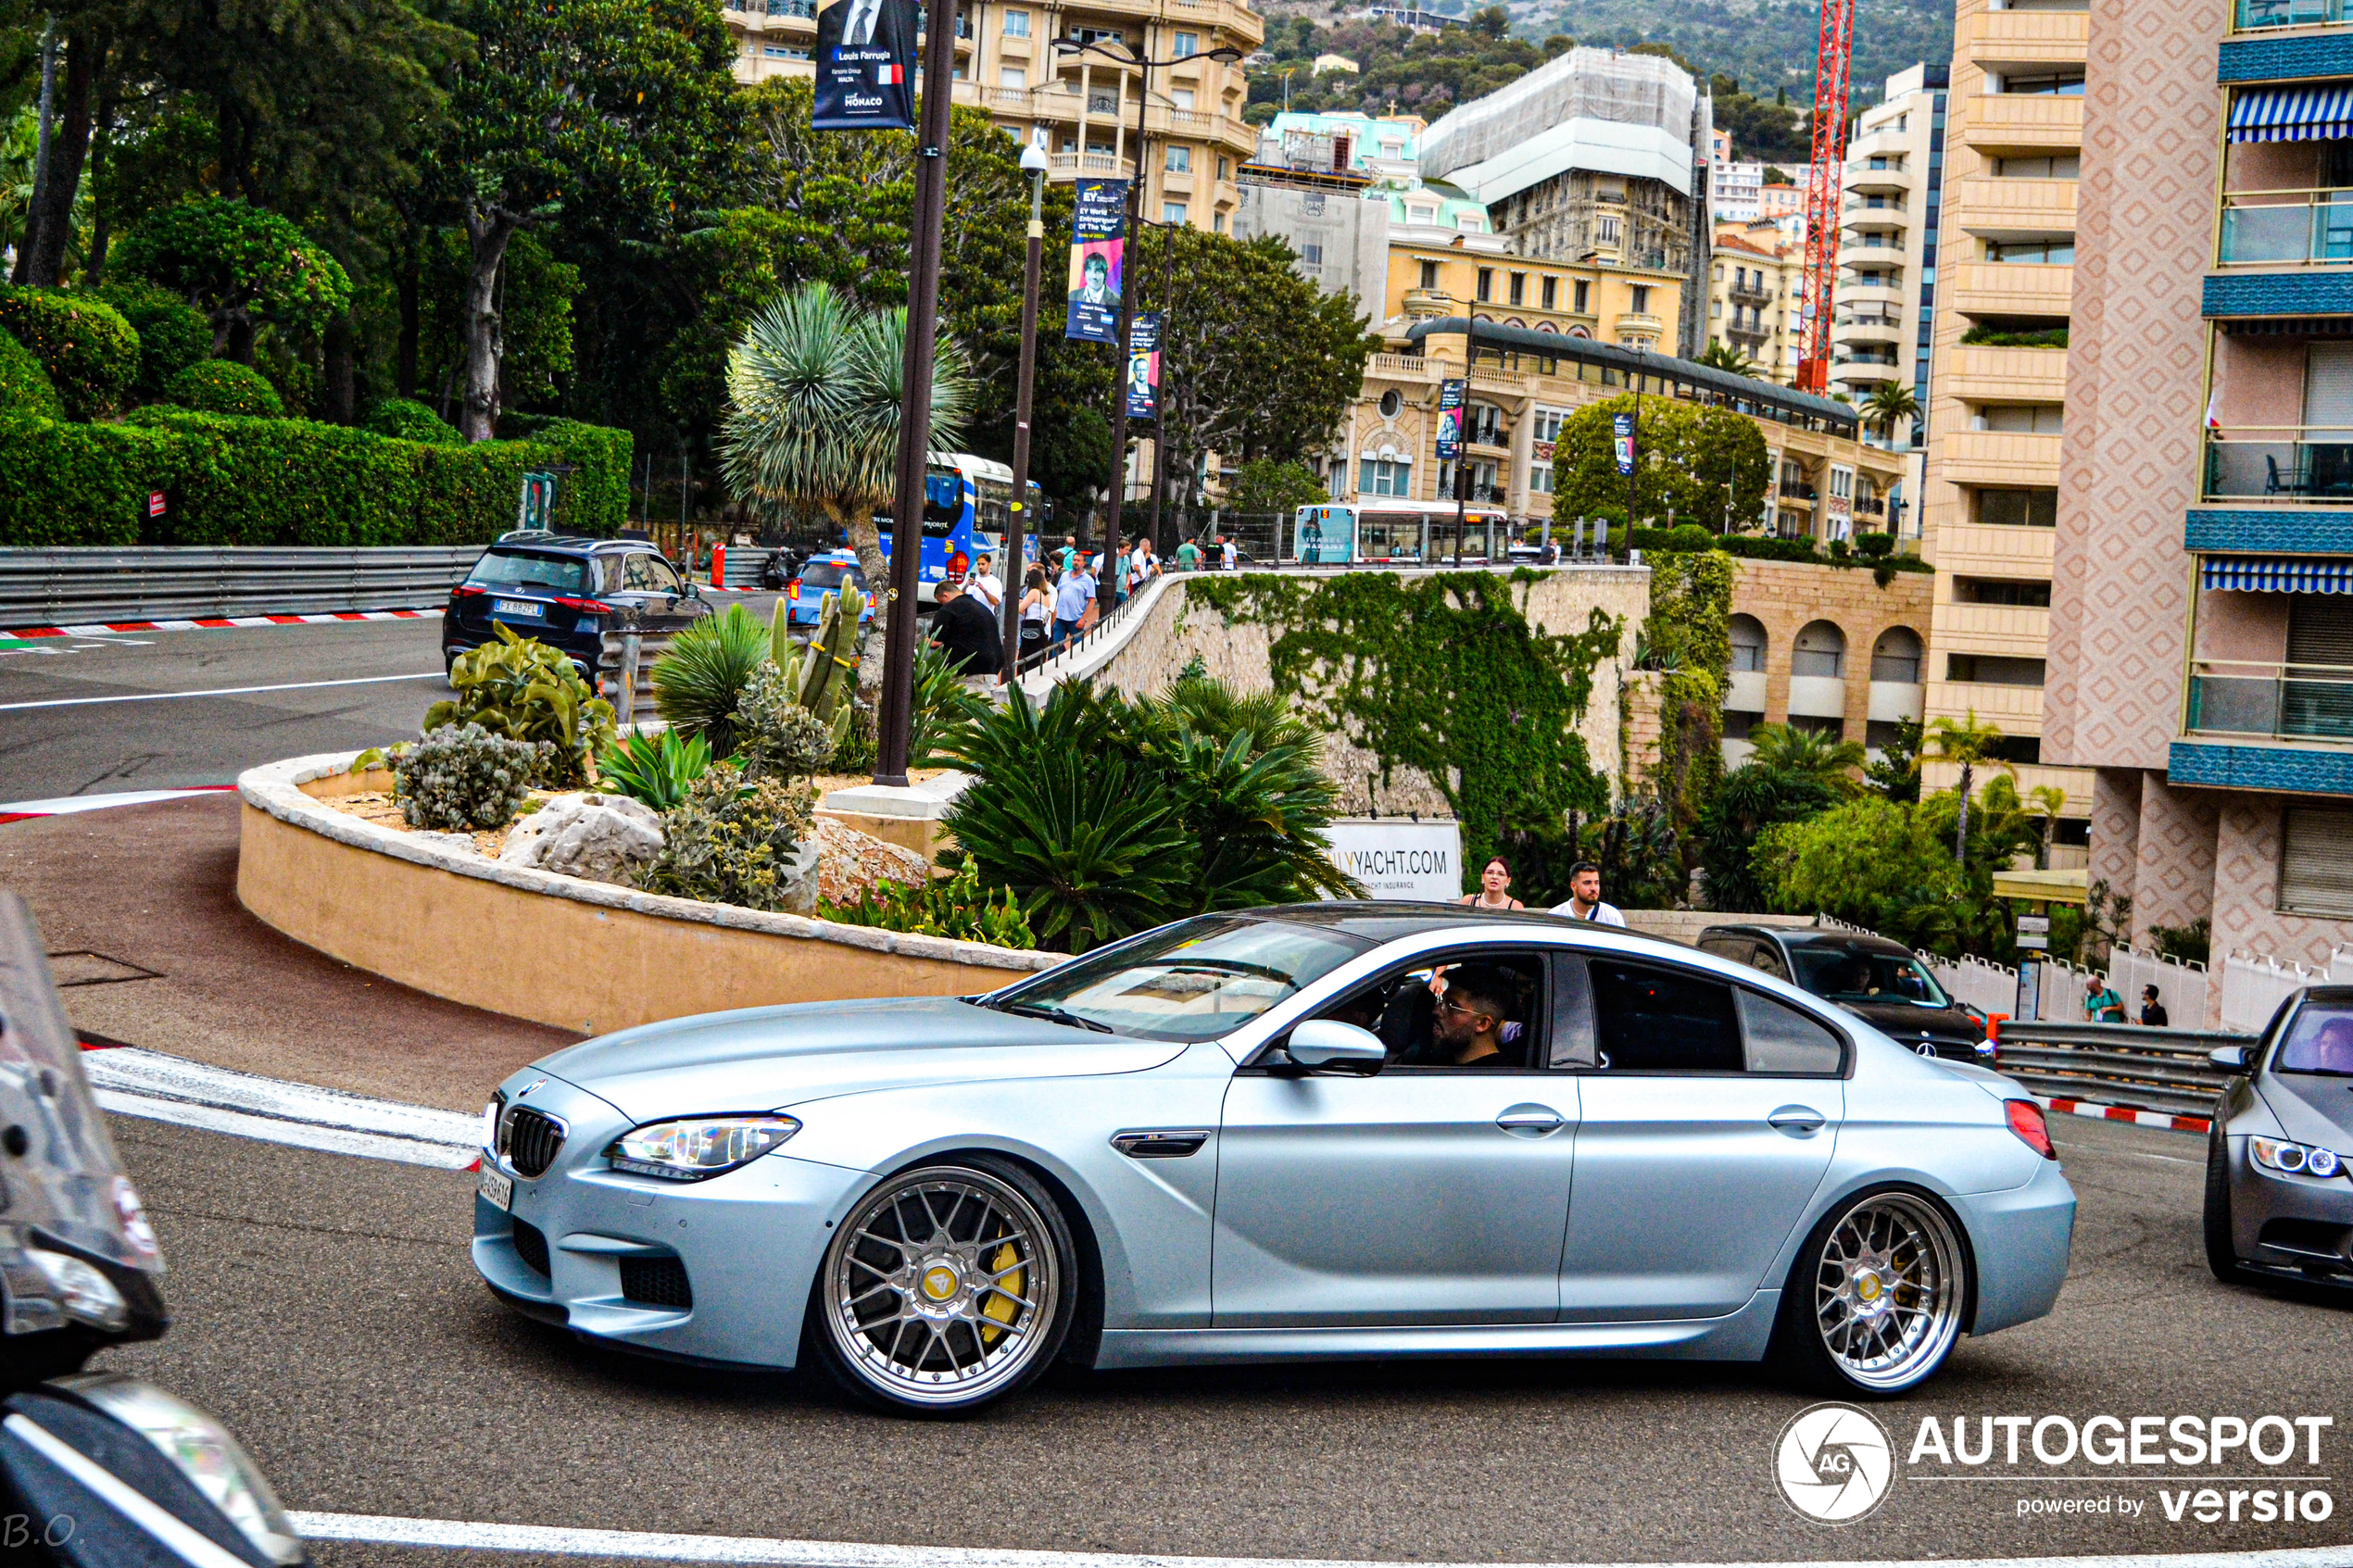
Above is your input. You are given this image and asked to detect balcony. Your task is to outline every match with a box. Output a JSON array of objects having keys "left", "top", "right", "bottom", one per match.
[
  {"left": 1836, "top": 313, "right": 1902, "bottom": 344},
  {"left": 2185, "top": 658, "right": 2353, "bottom": 745},
  {"left": 1400, "top": 288, "right": 1454, "bottom": 320},
  {"left": 1927, "top": 679, "right": 2046, "bottom": 726},
  {"left": 1935, "top": 523, "right": 2056, "bottom": 576},
  {"left": 1844, "top": 202, "right": 1908, "bottom": 232},
  {"left": 1941, "top": 429, "right": 2064, "bottom": 487},
  {"left": 1846, "top": 162, "right": 1909, "bottom": 195},
  {"left": 1613, "top": 311, "right": 1664, "bottom": 339},
  {"left": 1047, "top": 150, "right": 1137, "bottom": 180},
  {"left": 1726, "top": 321, "right": 1769, "bottom": 346},
  {"left": 1725, "top": 670, "right": 1768, "bottom": 712},
  {"left": 2217, "top": 190, "right": 2353, "bottom": 268},
  {"left": 1366, "top": 351, "right": 1432, "bottom": 381},
  {"left": 1951, "top": 179, "right": 2078, "bottom": 240},
  {"left": 2233, "top": 0, "right": 2351, "bottom": 29},
  {"left": 1933, "top": 601, "right": 2052, "bottom": 659},
  {"left": 1869, "top": 679, "right": 1926, "bottom": 724},
  {"left": 1959, "top": 94, "right": 2084, "bottom": 154},
  {"left": 1788, "top": 675, "right": 1848, "bottom": 720},
  {"left": 1832, "top": 358, "right": 1902, "bottom": 385},
  {"left": 1921, "top": 759, "right": 2092, "bottom": 814},
  {"left": 1946, "top": 343, "right": 2069, "bottom": 404},
  {"left": 1948, "top": 259, "right": 2074, "bottom": 318},
  {"left": 2202, "top": 426, "right": 2353, "bottom": 504},
  {"left": 1729, "top": 279, "right": 1772, "bottom": 305},
  {"left": 2171, "top": 735, "right": 2353, "bottom": 796},
  {"left": 1959, "top": 6, "right": 2089, "bottom": 61}
]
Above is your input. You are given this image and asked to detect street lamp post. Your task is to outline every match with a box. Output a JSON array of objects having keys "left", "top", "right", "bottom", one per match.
[
  {"left": 1002, "top": 141, "right": 1050, "bottom": 679},
  {"left": 1052, "top": 34, "right": 1240, "bottom": 628},
  {"left": 871, "top": 0, "right": 963, "bottom": 787}
]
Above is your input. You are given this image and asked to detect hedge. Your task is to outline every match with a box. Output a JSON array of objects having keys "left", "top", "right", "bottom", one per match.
[
  {"left": 165, "top": 358, "right": 284, "bottom": 417},
  {"left": 1626, "top": 525, "right": 1934, "bottom": 574},
  {"left": 361, "top": 396, "right": 462, "bottom": 446},
  {"left": 0, "top": 286, "right": 139, "bottom": 421},
  {"left": 98, "top": 282, "right": 212, "bottom": 402},
  {"left": 2, "top": 410, "right": 633, "bottom": 548},
  {"left": 0, "top": 332, "right": 65, "bottom": 421}
]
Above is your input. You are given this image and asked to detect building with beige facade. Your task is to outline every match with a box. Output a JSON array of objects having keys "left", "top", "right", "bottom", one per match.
[
  {"left": 1707, "top": 222, "right": 1804, "bottom": 384},
  {"left": 2045, "top": 0, "right": 2353, "bottom": 1021},
  {"left": 721, "top": 0, "right": 1264, "bottom": 233},
  {"left": 1917, "top": 0, "right": 2089, "bottom": 837}
]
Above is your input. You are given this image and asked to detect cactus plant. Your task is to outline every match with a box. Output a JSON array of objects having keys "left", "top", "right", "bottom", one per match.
[
  {"left": 797, "top": 585, "right": 863, "bottom": 724},
  {"left": 426, "top": 624, "right": 615, "bottom": 787}
]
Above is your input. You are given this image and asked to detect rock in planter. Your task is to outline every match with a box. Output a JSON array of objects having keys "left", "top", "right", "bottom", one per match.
[
  {"left": 777, "top": 835, "right": 823, "bottom": 917},
  {"left": 498, "top": 793, "right": 663, "bottom": 884},
  {"left": 813, "top": 815, "right": 932, "bottom": 905}
]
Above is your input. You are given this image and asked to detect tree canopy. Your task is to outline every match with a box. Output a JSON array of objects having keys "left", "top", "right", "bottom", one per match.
[{"left": 1547, "top": 392, "right": 1770, "bottom": 531}]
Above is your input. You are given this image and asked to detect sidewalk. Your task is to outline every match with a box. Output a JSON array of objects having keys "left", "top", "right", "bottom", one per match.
[{"left": 0, "top": 794, "right": 579, "bottom": 1110}]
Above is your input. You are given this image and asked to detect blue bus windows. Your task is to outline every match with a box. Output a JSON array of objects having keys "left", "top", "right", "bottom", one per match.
[{"left": 922, "top": 471, "right": 963, "bottom": 524}]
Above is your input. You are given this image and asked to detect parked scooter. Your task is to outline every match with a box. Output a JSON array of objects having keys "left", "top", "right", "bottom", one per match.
[{"left": 0, "top": 893, "right": 306, "bottom": 1566}]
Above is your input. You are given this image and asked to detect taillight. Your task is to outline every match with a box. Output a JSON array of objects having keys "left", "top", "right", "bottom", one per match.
[
  {"left": 554, "top": 597, "right": 611, "bottom": 614},
  {"left": 2005, "top": 1098, "right": 2057, "bottom": 1160},
  {"left": 450, "top": 584, "right": 485, "bottom": 599},
  {"left": 788, "top": 579, "right": 802, "bottom": 597}
]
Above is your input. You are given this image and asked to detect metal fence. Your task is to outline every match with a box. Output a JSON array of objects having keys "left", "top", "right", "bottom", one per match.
[
  {"left": 0, "top": 546, "right": 485, "bottom": 627},
  {"left": 1990, "top": 1022, "right": 2245, "bottom": 1118}
]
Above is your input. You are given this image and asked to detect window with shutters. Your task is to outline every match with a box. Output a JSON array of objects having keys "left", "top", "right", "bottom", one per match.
[
  {"left": 2280, "top": 808, "right": 2353, "bottom": 916},
  {"left": 2308, "top": 344, "right": 2353, "bottom": 439}
]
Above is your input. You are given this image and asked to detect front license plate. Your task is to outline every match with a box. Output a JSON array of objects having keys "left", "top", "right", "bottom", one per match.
[
  {"left": 493, "top": 599, "right": 543, "bottom": 618},
  {"left": 477, "top": 1166, "right": 514, "bottom": 1211}
]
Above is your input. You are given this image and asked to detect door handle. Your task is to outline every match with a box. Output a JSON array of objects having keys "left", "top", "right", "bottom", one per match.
[
  {"left": 1495, "top": 1103, "right": 1566, "bottom": 1138},
  {"left": 1768, "top": 1105, "right": 1827, "bottom": 1136}
]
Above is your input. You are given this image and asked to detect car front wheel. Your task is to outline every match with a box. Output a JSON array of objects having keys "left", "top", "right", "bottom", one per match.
[
  {"left": 806, "top": 1156, "right": 1076, "bottom": 1417},
  {"left": 2203, "top": 1126, "right": 2250, "bottom": 1285},
  {"left": 1773, "top": 1186, "right": 1970, "bottom": 1398}
]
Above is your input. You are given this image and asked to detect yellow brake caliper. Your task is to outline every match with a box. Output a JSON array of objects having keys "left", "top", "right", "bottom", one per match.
[{"left": 977, "top": 1240, "right": 1022, "bottom": 1345}]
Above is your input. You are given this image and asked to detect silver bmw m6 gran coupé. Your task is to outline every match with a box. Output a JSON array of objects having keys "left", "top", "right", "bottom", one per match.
[{"left": 472, "top": 905, "right": 2076, "bottom": 1414}]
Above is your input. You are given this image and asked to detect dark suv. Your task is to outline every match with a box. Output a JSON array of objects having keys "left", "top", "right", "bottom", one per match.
[
  {"left": 442, "top": 533, "right": 711, "bottom": 684},
  {"left": 1696, "top": 924, "right": 1994, "bottom": 1062}
]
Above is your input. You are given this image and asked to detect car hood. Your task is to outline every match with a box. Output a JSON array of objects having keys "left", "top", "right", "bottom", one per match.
[
  {"left": 536, "top": 997, "right": 1187, "bottom": 1124},
  {"left": 2259, "top": 1072, "right": 2353, "bottom": 1150},
  {"left": 1832, "top": 997, "right": 1982, "bottom": 1042}
]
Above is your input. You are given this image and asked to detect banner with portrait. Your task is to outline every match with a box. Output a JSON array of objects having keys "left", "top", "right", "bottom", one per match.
[
  {"left": 1126, "top": 312, "right": 1160, "bottom": 420},
  {"left": 1434, "top": 379, "right": 1466, "bottom": 461},
  {"left": 1613, "top": 411, "right": 1637, "bottom": 476},
  {"left": 812, "top": 0, "right": 916, "bottom": 132},
  {"left": 1064, "top": 180, "right": 1128, "bottom": 344}
]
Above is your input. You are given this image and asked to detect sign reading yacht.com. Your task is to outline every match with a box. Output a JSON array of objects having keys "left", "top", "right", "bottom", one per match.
[{"left": 1774, "top": 1404, "right": 2338, "bottom": 1526}]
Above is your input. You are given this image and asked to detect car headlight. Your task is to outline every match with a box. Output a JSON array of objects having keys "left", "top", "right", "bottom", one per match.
[
  {"left": 26, "top": 1248, "right": 128, "bottom": 1332},
  {"left": 67, "top": 1375, "right": 305, "bottom": 1566},
  {"left": 2250, "top": 1136, "right": 2345, "bottom": 1178},
  {"left": 605, "top": 1115, "right": 801, "bottom": 1181}
]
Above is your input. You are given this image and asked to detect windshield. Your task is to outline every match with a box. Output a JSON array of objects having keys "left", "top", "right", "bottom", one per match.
[
  {"left": 802, "top": 561, "right": 862, "bottom": 590},
  {"left": 2276, "top": 1001, "right": 2353, "bottom": 1076},
  {"left": 988, "top": 916, "right": 1373, "bottom": 1042},
  {"left": 468, "top": 550, "right": 588, "bottom": 596},
  {"left": 1789, "top": 947, "right": 1950, "bottom": 1007}
]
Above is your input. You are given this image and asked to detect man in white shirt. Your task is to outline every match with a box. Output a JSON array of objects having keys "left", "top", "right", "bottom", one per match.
[
  {"left": 1551, "top": 861, "right": 1626, "bottom": 926},
  {"left": 967, "top": 552, "right": 1003, "bottom": 613},
  {"left": 1130, "top": 538, "right": 1151, "bottom": 587},
  {"left": 1219, "top": 535, "right": 1237, "bottom": 571}
]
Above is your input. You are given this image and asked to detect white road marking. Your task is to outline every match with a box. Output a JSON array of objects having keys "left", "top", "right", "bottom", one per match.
[
  {"left": 0, "top": 671, "right": 445, "bottom": 711},
  {"left": 85, "top": 1047, "right": 479, "bottom": 1169},
  {"left": 0, "top": 788, "right": 231, "bottom": 816},
  {"left": 283, "top": 1516, "right": 2353, "bottom": 1568}
]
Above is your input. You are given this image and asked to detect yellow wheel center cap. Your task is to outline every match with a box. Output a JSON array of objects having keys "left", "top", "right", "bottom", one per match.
[
  {"left": 1855, "top": 1272, "right": 1883, "bottom": 1303},
  {"left": 920, "top": 1264, "right": 960, "bottom": 1302}
]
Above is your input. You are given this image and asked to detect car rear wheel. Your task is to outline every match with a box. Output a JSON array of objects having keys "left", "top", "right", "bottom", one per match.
[
  {"left": 2203, "top": 1126, "right": 2250, "bottom": 1285},
  {"left": 806, "top": 1156, "right": 1076, "bottom": 1417},
  {"left": 1772, "top": 1186, "right": 1969, "bottom": 1398}
]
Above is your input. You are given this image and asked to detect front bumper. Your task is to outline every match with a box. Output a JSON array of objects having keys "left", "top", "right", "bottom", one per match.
[
  {"left": 2224, "top": 1135, "right": 2353, "bottom": 1286},
  {"left": 471, "top": 1078, "right": 873, "bottom": 1368},
  {"left": 1949, "top": 1157, "right": 2077, "bottom": 1335}
]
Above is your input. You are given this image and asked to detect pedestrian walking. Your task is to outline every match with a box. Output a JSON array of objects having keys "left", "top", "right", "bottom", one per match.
[
  {"left": 1549, "top": 861, "right": 1625, "bottom": 925},
  {"left": 1176, "top": 536, "right": 1202, "bottom": 571},
  {"left": 2084, "top": 975, "right": 2126, "bottom": 1023},
  {"left": 1219, "top": 534, "right": 1238, "bottom": 571},
  {"left": 1461, "top": 856, "right": 1526, "bottom": 910},
  {"left": 1051, "top": 558, "right": 1095, "bottom": 652},
  {"left": 1018, "top": 565, "right": 1052, "bottom": 662},
  {"left": 927, "top": 579, "right": 1002, "bottom": 682},
  {"left": 2139, "top": 985, "right": 2169, "bottom": 1027},
  {"left": 968, "top": 552, "right": 1004, "bottom": 613}
]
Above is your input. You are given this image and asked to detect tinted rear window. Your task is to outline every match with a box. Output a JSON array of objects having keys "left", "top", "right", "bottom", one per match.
[
  {"left": 802, "top": 562, "right": 862, "bottom": 590},
  {"left": 467, "top": 550, "right": 588, "bottom": 596},
  {"left": 1590, "top": 960, "right": 1743, "bottom": 1073}
]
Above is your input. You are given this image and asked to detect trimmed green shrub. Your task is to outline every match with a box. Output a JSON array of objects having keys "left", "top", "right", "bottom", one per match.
[
  {"left": 99, "top": 282, "right": 212, "bottom": 403},
  {"left": 0, "top": 286, "right": 139, "bottom": 420},
  {"left": 126, "top": 408, "right": 420, "bottom": 546},
  {"left": 0, "top": 332, "right": 66, "bottom": 422},
  {"left": 362, "top": 396, "right": 462, "bottom": 446},
  {"left": 0, "top": 417, "right": 199, "bottom": 546},
  {"left": 165, "top": 358, "right": 283, "bottom": 417},
  {"left": 535, "top": 419, "right": 632, "bottom": 533}
]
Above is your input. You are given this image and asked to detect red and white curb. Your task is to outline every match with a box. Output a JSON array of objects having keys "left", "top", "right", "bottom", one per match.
[
  {"left": 1, "top": 787, "right": 235, "bottom": 822},
  {"left": 2034, "top": 1093, "right": 2210, "bottom": 1135},
  {"left": 79, "top": 1044, "right": 480, "bottom": 1170},
  {"left": 3, "top": 607, "right": 438, "bottom": 640}
]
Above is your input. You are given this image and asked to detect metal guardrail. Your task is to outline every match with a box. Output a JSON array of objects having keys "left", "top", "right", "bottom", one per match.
[
  {"left": 0, "top": 546, "right": 485, "bottom": 627},
  {"left": 1993, "top": 1022, "right": 2247, "bottom": 1118}
]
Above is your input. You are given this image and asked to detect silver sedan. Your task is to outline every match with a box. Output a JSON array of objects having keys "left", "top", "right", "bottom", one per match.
[
  {"left": 2205, "top": 984, "right": 2353, "bottom": 1290},
  {"left": 472, "top": 906, "right": 2076, "bottom": 1415}
]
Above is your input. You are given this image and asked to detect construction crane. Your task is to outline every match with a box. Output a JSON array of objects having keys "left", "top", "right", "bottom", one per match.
[{"left": 1794, "top": 0, "right": 1857, "bottom": 394}]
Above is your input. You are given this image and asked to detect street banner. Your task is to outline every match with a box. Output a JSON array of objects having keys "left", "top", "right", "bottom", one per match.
[
  {"left": 1293, "top": 504, "right": 1353, "bottom": 565},
  {"left": 1064, "top": 180, "right": 1127, "bottom": 344},
  {"left": 1319, "top": 820, "right": 1463, "bottom": 903},
  {"left": 1434, "top": 379, "right": 1466, "bottom": 461},
  {"left": 1126, "top": 311, "right": 1160, "bottom": 420},
  {"left": 1613, "top": 411, "right": 1637, "bottom": 476},
  {"left": 812, "top": 0, "right": 917, "bottom": 132}
]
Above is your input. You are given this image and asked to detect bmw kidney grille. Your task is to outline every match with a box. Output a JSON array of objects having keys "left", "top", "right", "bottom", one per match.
[{"left": 506, "top": 1107, "right": 566, "bottom": 1177}]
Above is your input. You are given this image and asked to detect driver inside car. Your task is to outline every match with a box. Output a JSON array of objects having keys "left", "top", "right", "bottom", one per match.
[{"left": 1430, "top": 964, "right": 1523, "bottom": 1067}]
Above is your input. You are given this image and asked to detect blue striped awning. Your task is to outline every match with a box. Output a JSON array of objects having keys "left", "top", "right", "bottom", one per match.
[
  {"left": 2202, "top": 556, "right": 2353, "bottom": 592},
  {"left": 2229, "top": 83, "right": 2353, "bottom": 142}
]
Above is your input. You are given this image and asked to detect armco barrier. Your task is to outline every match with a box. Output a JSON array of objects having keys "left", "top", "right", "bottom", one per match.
[
  {"left": 0, "top": 546, "right": 484, "bottom": 627},
  {"left": 1992, "top": 1021, "right": 2246, "bottom": 1118}
]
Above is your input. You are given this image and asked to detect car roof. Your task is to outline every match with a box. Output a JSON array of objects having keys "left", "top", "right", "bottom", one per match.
[
  {"left": 1702, "top": 923, "right": 1915, "bottom": 958},
  {"left": 489, "top": 532, "right": 645, "bottom": 555},
  {"left": 1253, "top": 902, "right": 1692, "bottom": 951}
]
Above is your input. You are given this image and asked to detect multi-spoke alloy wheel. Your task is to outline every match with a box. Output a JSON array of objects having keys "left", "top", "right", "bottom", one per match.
[
  {"left": 814, "top": 1160, "right": 1073, "bottom": 1413},
  {"left": 1780, "top": 1188, "right": 1968, "bottom": 1396}
]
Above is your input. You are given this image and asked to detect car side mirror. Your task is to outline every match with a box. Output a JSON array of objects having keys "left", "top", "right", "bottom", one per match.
[
  {"left": 1287, "top": 1020, "right": 1386, "bottom": 1075},
  {"left": 2208, "top": 1045, "right": 2252, "bottom": 1073}
]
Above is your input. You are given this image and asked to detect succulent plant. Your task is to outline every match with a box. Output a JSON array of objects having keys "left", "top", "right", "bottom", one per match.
[
  {"left": 393, "top": 722, "right": 541, "bottom": 830},
  {"left": 426, "top": 624, "right": 614, "bottom": 787},
  {"left": 637, "top": 762, "right": 814, "bottom": 911}
]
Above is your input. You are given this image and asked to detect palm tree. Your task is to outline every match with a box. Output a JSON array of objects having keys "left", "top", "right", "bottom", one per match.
[
  {"left": 2025, "top": 783, "right": 2068, "bottom": 870},
  {"left": 1694, "top": 338, "right": 1762, "bottom": 379},
  {"left": 1744, "top": 721, "right": 1866, "bottom": 788},
  {"left": 1919, "top": 711, "right": 2010, "bottom": 861},
  {"left": 1863, "top": 383, "right": 1920, "bottom": 444},
  {"left": 719, "top": 282, "right": 974, "bottom": 667}
]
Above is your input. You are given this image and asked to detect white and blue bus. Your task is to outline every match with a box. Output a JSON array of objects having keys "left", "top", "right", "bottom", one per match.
[
  {"left": 1290, "top": 500, "right": 1512, "bottom": 565},
  {"left": 878, "top": 452, "right": 1047, "bottom": 606}
]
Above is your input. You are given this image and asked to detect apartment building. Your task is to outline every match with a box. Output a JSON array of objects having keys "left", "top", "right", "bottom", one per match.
[
  {"left": 1713, "top": 159, "right": 1767, "bottom": 222},
  {"left": 719, "top": 0, "right": 1265, "bottom": 233},
  {"left": 2046, "top": 0, "right": 2353, "bottom": 1010},
  {"left": 1917, "top": 0, "right": 2089, "bottom": 838},
  {"left": 1708, "top": 222, "right": 1804, "bottom": 385},
  {"left": 1328, "top": 320, "right": 1902, "bottom": 546},
  {"left": 1831, "top": 64, "right": 1949, "bottom": 537}
]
